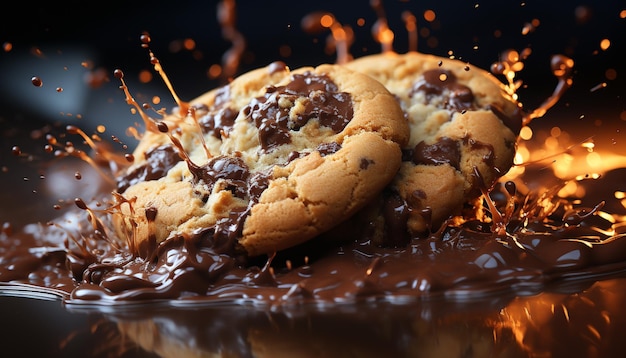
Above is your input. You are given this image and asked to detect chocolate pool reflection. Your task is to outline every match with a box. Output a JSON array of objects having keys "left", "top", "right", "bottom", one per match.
[{"left": 4, "top": 274, "right": 615, "bottom": 357}]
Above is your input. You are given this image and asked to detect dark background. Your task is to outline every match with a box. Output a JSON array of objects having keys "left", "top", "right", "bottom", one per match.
[{"left": 0, "top": 0, "right": 624, "bottom": 129}]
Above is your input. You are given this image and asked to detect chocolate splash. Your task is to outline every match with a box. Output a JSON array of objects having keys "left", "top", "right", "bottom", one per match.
[
  {"left": 116, "top": 144, "right": 182, "bottom": 193},
  {"left": 2, "top": 159, "right": 626, "bottom": 306}
]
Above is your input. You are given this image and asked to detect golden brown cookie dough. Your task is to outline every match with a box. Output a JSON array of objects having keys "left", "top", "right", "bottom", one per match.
[
  {"left": 344, "top": 52, "right": 522, "bottom": 242},
  {"left": 113, "top": 61, "right": 409, "bottom": 257}
]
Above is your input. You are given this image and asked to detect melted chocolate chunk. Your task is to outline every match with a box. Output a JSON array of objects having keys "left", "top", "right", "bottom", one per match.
[
  {"left": 410, "top": 69, "right": 475, "bottom": 112},
  {"left": 209, "top": 172, "right": 271, "bottom": 254},
  {"left": 198, "top": 85, "right": 238, "bottom": 138},
  {"left": 145, "top": 207, "right": 158, "bottom": 222},
  {"left": 183, "top": 156, "right": 272, "bottom": 254},
  {"left": 463, "top": 136, "right": 496, "bottom": 168},
  {"left": 116, "top": 144, "right": 182, "bottom": 193},
  {"left": 316, "top": 141, "right": 341, "bottom": 156},
  {"left": 213, "top": 84, "right": 231, "bottom": 107},
  {"left": 244, "top": 72, "right": 353, "bottom": 152},
  {"left": 191, "top": 155, "right": 250, "bottom": 199},
  {"left": 410, "top": 68, "right": 524, "bottom": 136},
  {"left": 381, "top": 190, "right": 411, "bottom": 247},
  {"left": 247, "top": 172, "right": 271, "bottom": 204},
  {"left": 210, "top": 207, "right": 250, "bottom": 253},
  {"left": 199, "top": 106, "right": 238, "bottom": 139},
  {"left": 360, "top": 158, "right": 374, "bottom": 169},
  {"left": 286, "top": 151, "right": 304, "bottom": 163},
  {"left": 412, "top": 137, "right": 461, "bottom": 170}
]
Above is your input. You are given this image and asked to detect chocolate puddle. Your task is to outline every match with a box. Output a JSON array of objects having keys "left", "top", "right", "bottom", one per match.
[{"left": 2, "top": 156, "right": 626, "bottom": 307}]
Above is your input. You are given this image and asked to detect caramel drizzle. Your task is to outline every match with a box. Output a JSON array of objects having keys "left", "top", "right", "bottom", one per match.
[
  {"left": 45, "top": 128, "right": 116, "bottom": 186},
  {"left": 301, "top": 12, "right": 353, "bottom": 64},
  {"left": 370, "top": 0, "right": 394, "bottom": 53},
  {"left": 490, "top": 50, "right": 575, "bottom": 126},
  {"left": 114, "top": 37, "right": 213, "bottom": 161},
  {"left": 402, "top": 11, "right": 418, "bottom": 52},
  {"left": 110, "top": 192, "right": 140, "bottom": 255},
  {"left": 522, "top": 55, "right": 575, "bottom": 126},
  {"left": 139, "top": 33, "right": 188, "bottom": 119},
  {"left": 218, "top": 0, "right": 246, "bottom": 81},
  {"left": 113, "top": 69, "right": 159, "bottom": 134}
]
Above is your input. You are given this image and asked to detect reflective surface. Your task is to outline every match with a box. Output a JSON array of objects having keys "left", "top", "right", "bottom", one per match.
[{"left": 3, "top": 273, "right": 626, "bottom": 357}]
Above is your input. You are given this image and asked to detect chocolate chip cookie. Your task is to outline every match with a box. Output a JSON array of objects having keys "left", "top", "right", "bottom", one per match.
[
  {"left": 344, "top": 52, "right": 523, "bottom": 244},
  {"left": 113, "top": 61, "right": 409, "bottom": 257}
]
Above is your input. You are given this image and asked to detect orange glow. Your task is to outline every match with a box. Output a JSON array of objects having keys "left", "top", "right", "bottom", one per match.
[
  {"left": 522, "top": 23, "right": 533, "bottom": 35},
  {"left": 302, "top": 11, "right": 353, "bottom": 64},
  {"left": 404, "top": 14, "right": 416, "bottom": 31},
  {"left": 554, "top": 57, "right": 575, "bottom": 77},
  {"left": 521, "top": 19, "right": 540, "bottom": 35},
  {"left": 600, "top": 39, "right": 611, "bottom": 50},
  {"left": 423, "top": 9, "right": 436, "bottom": 22},
  {"left": 519, "top": 126, "right": 533, "bottom": 141},
  {"left": 373, "top": 25, "right": 394, "bottom": 53},
  {"left": 492, "top": 278, "right": 626, "bottom": 356},
  {"left": 138, "top": 70, "right": 153, "bottom": 84},
  {"left": 328, "top": 20, "right": 352, "bottom": 63},
  {"left": 125, "top": 127, "right": 141, "bottom": 141},
  {"left": 31, "top": 47, "right": 43, "bottom": 57},
  {"left": 369, "top": 0, "right": 394, "bottom": 53},
  {"left": 505, "top": 50, "right": 519, "bottom": 64},
  {"left": 208, "top": 64, "right": 222, "bottom": 79},
  {"left": 217, "top": 0, "right": 245, "bottom": 82},
  {"left": 320, "top": 14, "right": 334, "bottom": 28},
  {"left": 402, "top": 11, "right": 418, "bottom": 52},
  {"left": 183, "top": 38, "right": 196, "bottom": 50},
  {"left": 510, "top": 120, "right": 626, "bottom": 190},
  {"left": 590, "top": 82, "right": 608, "bottom": 92}
]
